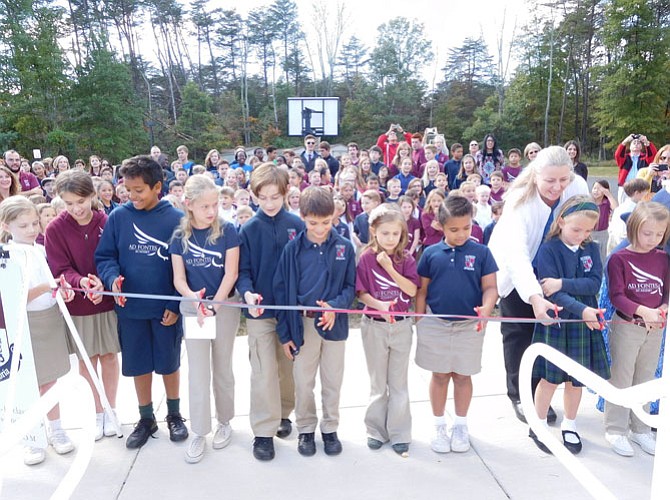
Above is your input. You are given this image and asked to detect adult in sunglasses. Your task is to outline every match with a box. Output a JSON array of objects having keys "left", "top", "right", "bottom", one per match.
[{"left": 300, "top": 135, "right": 320, "bottom": 173}]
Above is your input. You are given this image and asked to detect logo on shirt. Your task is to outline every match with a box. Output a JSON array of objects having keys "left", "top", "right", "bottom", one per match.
[
  {"left": 335, "top": 244, "right": 346, "bottom": 261},
  {"left": 186, "top": 241, "right": 224, "bottom": 268},
  {"left": 129, "top": 223, "right": 169, "bottom": 261},
  {"left": 628, "top": 262, "right": 663, "bottom": 296},
  {"left": 373, "top": 269, "right": 410, "bottom": 304},
  {"left": 581, "top": 256, "right": 593, "bottom": 272},
  {"left": 287, "top": 228, "right": 297, "bottom": 240},
  {"left": 464, "top": 254, "right": 476, "bottom": 271}
]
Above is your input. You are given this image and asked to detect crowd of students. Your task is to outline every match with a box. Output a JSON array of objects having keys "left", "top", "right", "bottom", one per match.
[{"left": 0, "top": 128, "right": 668, "bottom": 469}]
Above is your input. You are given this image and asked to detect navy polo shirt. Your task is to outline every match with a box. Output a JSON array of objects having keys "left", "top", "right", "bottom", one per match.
[
  {"left": 353, "top": 212, "right": 370, "bottom": 244},
  {"left": 394, "top": 172, "right": 416, "bottom": 195},
  {"left": 417, "top": 239, "right": 498, "bottom": 318},
  {"left": 168, "top": 222, "right": 240, "bottom": 297},
  {"left": 297, "top": 235, "right": 331, "bottom": 307}
]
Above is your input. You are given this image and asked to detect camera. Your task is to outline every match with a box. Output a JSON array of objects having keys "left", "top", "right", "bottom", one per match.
[
  {"left": 658, "top": 164, "right": 669, "bottom": 172},
  {"left": 632, "top": 134, "right": 640, "bottom": 139}
]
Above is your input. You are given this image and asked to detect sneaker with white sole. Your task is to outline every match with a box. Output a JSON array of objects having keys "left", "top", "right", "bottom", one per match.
[
  {"left": 630, "top": 432, "right": 656, "bottom": 455},
  {"left": 95, "top": 413, "right": 104, "bottom": 441},
  {"left": 49, "top": 429, "right": 75, "bottom": 455},
  {"left": 431, "top": 424, "right": 451, "bottom": 453},
  {"left": 212, "top": 422, "right": 232, "bottom": 450},
  {"left": 451, "top": 424, "right": 470, "bottom": 453},
  {"left": 103, "top": 410, "right": 118, "bottom": 437},
  {"left": 24, "top": 446, "right": 46, "bottom": 466},
  {"left": 185, "top": 435, "right": 206, "bottom": 464},
  {"left": 606, "top": 433, "right": 634, "bottom": 457}
]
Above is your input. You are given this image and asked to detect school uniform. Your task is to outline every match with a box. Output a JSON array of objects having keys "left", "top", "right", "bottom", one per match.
[
  {"left": 356, "top": 249, "right": 420, "bottom": 445},
  {"left": 45, "top": 209, "right": 119, "bottom": 360},
  {"left": 15, "top": 243, "right": 70, "bottom": 386},
  {"left": 237, "top": 207, "right": 305, "bottom": 437},
  {"left": 531, "top": 238, "right": 609, "bottom": 386},
  {"left": 416, "top": 240, "right": 498, "bottom": 375},
  {"left": 420, "top": 211, "right": 443, "bottom": 248},
  {"left": 95, "top": 199, "right": 182, "bottom": 377},
  {"left": 169, "top": 221, "right": 240, "bottom": 437},
  {"left": 393, "top": 172, "right": 416, "bottom": 195},
  {"left": 273, "top": 228, "right": 355, "bottom": 434},
  {"left": 405, "top": 217, "right": 421, "bottom": 255},
  {"left": 353, "top": 212, "right": 371, "bottom": 245},
  {"left": 333, "top": 220, "right": 351, "bottom": 240},
  {"left": 444, "top": 159, "right": 461, "bottom": 190}
]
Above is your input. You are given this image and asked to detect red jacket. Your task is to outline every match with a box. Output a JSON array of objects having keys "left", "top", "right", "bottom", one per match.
[
  {"left": 615, "top": 142, "right": 657, "bottom": 186},
  {"left": 376, "top": 132, "right": 412, "bottom": 166}
]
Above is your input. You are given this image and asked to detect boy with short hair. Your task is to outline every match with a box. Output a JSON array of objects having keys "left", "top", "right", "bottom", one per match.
[
  {"left": 236, "top": 205, "right": 254, "bottom": 228},
  {"left": 489, "top": 171, "right": 505, "bottom": 202},
  {"left": 234, "top": 188, "right": 250, "bottom": 207},
  {"left": 445, "top": 144, "right": 464, "bottom": 190},
  {"left": 175, "top": 168, "right": 188, "bottom": 184},
  {"left": 219, "top": 186, "right": 236, "bottom": 223},
  {"left": 176, "top": 145, "right": 194, "bottom": 174},
  {"left": 353, "top": 190, "right": 382, "bottom": 249},
  {"left": 369, "top": 146, "right": 384, "bottom": 175},
  {"left": 501, "top": 148, "right": 522, "bottom": 185},
  {"left": 386, "top": 178, "right": 402, "bottom": 204},
  {"left": 168, "top": 180, "right": 184, "bottom": 199},
  {"left": 435, "top": 173, "right": 448, "bottom": 194},
  {"left": 273, "top": 187, "right": 356, "bottom": 457},
  {"left": 95, "top": 155, "right": 186, "bottom": 449},
  {"left": 238, "top": 163, "right": 305, "bottom": 461}
]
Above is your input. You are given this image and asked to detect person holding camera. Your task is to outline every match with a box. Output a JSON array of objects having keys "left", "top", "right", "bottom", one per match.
[
  {"left": 637, "top": 145, "right": 670, "bottom": 194},
  {"left": 615, "top": 134, "right": 657, "bottom": 203},
  {"left": 377, "top": 124, "right": 412, "bottom": 166}
]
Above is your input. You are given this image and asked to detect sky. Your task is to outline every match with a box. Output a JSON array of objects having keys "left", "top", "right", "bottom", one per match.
[{"left": 233, "top": 0, "right": 531, "bottom": 86}]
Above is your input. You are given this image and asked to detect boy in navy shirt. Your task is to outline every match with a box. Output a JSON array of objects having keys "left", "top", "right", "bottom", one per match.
[
  {"left": 273, "top": 187, "right": 356, "bottom": 457},
  {"left": 237, "top": 163, "right": 305, "bottom": 461},
  {"left": 95, "top": 155, "right": 187, "bottom": 449},
  {"left": 353, "top": 190, "right": 382, "bottom": 250}
]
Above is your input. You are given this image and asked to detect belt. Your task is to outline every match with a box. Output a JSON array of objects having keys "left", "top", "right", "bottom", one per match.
[
  {"left": 616, "top": 311, "right": 647, "bottom": 328},
  {"left": 366, "top": 315, "right": 408, "bottom": 322},
  {"left": 302, "top": 310, "right": 319, "bottom": 318}
]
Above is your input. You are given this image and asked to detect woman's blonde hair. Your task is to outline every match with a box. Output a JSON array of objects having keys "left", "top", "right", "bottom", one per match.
[
  {"left": 626, "top": 201, "right": 670, "bottom": 248},
  {"left": 0, "top": 196, "right": 38, "bottom": 242},
  {"left": 545, "top": 195, "right": 599, "bottom": 245},
  {"left": 504, "top": 145, "right": 574, "bottom": 209},
  {"left": 365, "top": 203, "right": 408, "bottom": 263},
  {"left": 173, "top": 174, "right": 222, "bottom": 253}
]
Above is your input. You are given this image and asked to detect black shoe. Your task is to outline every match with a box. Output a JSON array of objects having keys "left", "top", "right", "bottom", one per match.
[
  {"left": 512, "top": 401, "right": 527, "bottom": 424},
  {"left": 322, "top": 432, "right": 342, "bottom": 456},
  {"left": 253, "top": 436, "right": 275, "bottom": 461},
  {"left": 298, "top": 433, "right": 316, "bottom": 456},
  {"left": 529, "top": 428, "right": 552, "bottom": 454},
  {"left": 126, "top": 416, "right": 158, "bottom": 449},
  {"left": 547, "top": 406, "right": 557, "bottom": 424},
  {"left": 165, "top": 413, "right": 189, "bottom": 442},
  {"left": 562, "top": 430, "right": 582, "bottom": 454},
  {"left": 276, "top": 418, "right": 292, "bottom": 439}
]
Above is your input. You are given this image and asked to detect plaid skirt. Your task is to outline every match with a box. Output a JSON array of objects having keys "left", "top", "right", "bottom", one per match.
[{"left": 532, "top": 321, "right": 610, "bottom": 387}]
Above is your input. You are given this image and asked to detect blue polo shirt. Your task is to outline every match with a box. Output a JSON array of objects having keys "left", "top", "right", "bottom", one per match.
[
  {"left": 394, "top": 172, "right": 416, "bottom": 195},
  {"left": 353, "top": 212, "right": 370, "bottom": 244},
  {"left": 417, "top": 239, "right": 498, "bottom": 319},
  {"left": 168, "top": 221, "right": 239, "bottom": 297}
]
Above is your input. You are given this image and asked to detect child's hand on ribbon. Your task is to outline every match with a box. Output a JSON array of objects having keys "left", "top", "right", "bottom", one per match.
[
  {"left": 582, "top": 307, "right": 604, "bottom": 330},
  {"left": 81, "top": 274, "right": 104, "bottom": 305},
  {"left": 316, "top": 300, "right": 335, "bottom": 331},
  {"left": 244, "top": 291, "right": 264, "bottom": 318},
  {"left": 58, "top": 275, "right": 75, "bottom": 303},
  {"left": 112, "top": 275, "right": 126, "bottom": 307},
  {"left": 196, "top": 288, "right": 214, "bottom": 327}
]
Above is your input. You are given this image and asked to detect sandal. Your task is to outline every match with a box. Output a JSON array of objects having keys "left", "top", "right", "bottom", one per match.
[{"left": 562, "top": 430, "right": 582, "bottom": 455}]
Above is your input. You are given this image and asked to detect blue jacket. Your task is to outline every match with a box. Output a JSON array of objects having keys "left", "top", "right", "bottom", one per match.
[
  {"left": 237, "top": 207, "right": 305, "bottom": 319},
  {"left": 95, "top": 200, "right": 182, "bottom": 319},
  {"left": 273, "top": 228, "right": 355, "bottom": 347}
]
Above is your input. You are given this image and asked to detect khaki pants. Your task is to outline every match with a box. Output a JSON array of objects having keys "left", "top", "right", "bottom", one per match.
[
  {"left": 247, "top": 318, "right": 296, "bottom": 437},
  {"left": 293, "top": 317, "right": 346, "bottom": 434},
  {"left": 185, "top": 304, "right": 240, "bottom": 436},
  {"left": 361, "top": 316, "right": 412, "bottom": 444},
  {"left": 604, "top": 319, "right": 663, "bottom": 435}
]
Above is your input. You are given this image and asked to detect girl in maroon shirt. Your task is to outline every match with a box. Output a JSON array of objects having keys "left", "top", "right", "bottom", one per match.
[{"left": 421, "top": 189, "right": 446, "bottom": 248}]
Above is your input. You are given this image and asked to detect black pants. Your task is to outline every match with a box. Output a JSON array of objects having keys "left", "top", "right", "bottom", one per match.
[{"left": 500, "top": 289, "right": 539, "bottom": 402}]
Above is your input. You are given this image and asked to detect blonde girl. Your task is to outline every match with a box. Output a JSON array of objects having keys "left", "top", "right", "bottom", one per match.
[
  {"left": 0, "top": 197, "right": 75, "bottom": 465},
  {"left": 170, "top": 175, "right": 240, "bottom": 464},
  {"left": 605, "top": 202, "right": 670, "bottom": 457},
  {"left": 287, "top": 186, "right": 301, "bottom": 216},
  {"left": 459, "top": 181, "right": 477, "bottom": 204},
  {"left": 399, "top": 195, "right": 421, "bottom": 255},
  {"left": 46, "top": 170, "right": 121, "bottom": 442},
  {"left": 97, "top": 179, "right": 118, "bottom": 215},
  {"left": 204, "top": 149, "right": 221, "bottom": 173},
  {"left": 421, "top": 189, "right": 446, "bottom": 247},
  {"left": 530, "top": 195, "right": 608, "bottom": 455},
  {"left": 391, "top": 142, "right": 411, "bottom": 177},
  {"left": 53, "top": 155, "right": 70, "bottom": 175},
  {"left": 356, "top": 203, "right": 420, "bottom": 456},
  {"left": 35, "top": 203, "right": 56, "bottom": 246},
  {"left": 422, "top": 159, "right": 440, "bottom": 195}
]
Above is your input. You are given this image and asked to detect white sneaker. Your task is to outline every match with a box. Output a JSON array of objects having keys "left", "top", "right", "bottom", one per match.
[
  {"left": 606, "top": 433, "right": 634, "bottom": 457},
  {"left": 431, "top": 424, "right": 451, "bottom": 453},
  {"left": 24, "top": 446, "right": 46, "bottom": 466},
  {"left": 49, "top": 429, "right": 75, "bottom": 455},
  {"left": 212, "top": 422, "right": 232, "bottom": 450},
  {"left": 95, "top": 413, "right": 104, "bottom": 441},
  {"left": 103, "top": 410, "right": 118, "bottom": 437},
  {"left": 630, "top": 432, "right": 656, "bottom": 455},
  {"left": 451, "top": 424, "right": 471, "bottom": 453},
  {"left": 185, "top": 435, "right": 206, "bottom": 464}
]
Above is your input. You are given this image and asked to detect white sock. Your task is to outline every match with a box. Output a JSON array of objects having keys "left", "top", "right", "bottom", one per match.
[
  {"left": 453, "top": 415, "right": 467, "bottom": 427},
  {"left": 48, "top": 419, "right": 62, "bottom": 433},
  {"left": 434, "top": 415, "right": 446, "bottom": 427},
  {"left": 540, "top": 418, "right": 548, "bottom": 428},
  {"left": 561, "top": 417, "right": 577, "bottom": 433}
]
